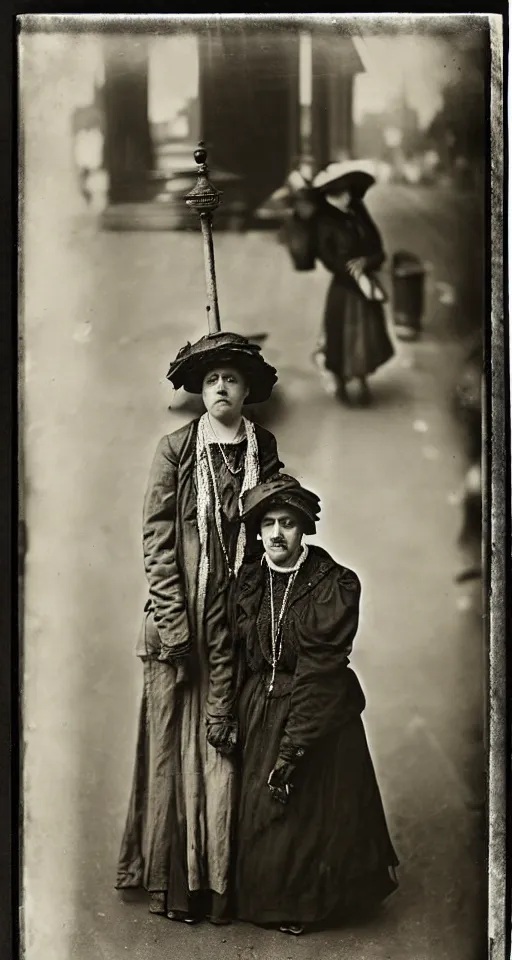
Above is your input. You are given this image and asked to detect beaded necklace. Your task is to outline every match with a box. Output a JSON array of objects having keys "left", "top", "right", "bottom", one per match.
[
  {"left": 207, "top": 414, "right": 245, "bottom": 476},
  {"left": 264, "top": 545, "right": 308, "bottom": 694},
  {"left": 195, "top": 415, "right": 260, "bottom": 622},
  {"left": 204, "top": 439, "right": 238, "bottom": 578}
]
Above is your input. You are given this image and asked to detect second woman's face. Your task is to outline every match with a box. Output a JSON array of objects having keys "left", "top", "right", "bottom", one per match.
[
  {"left": 326, "top": 190, "right": 351, "bottom": 212},
  {"left": 202, "top": 366, "right": 249, "bottom": 422},
  {"left": 260, "top": 507, "right": 304, "bottom": 567}
]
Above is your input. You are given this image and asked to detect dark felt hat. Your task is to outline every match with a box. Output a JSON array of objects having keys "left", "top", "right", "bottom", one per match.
[
  {"left": 166, "top": 332, "right": 278, "bottom": 404},
  {"left": 240, "top": 474, "right": 321, "bottom": 536}
]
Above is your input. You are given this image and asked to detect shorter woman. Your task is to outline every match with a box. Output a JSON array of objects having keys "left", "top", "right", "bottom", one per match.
[
  {"left": 313, "top": 163, "right": 395, "bottom": 405},
  {"left": 234, "top": 475, "right": 399, "bottom": 934}
]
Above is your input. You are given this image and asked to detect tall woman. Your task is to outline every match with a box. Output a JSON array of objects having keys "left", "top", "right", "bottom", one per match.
[
  {"left": 313, "top": 165, "right": 395, "bottom": 405},
  {"left": 116, "top": 332, "right": 282, "bottom": 925}
]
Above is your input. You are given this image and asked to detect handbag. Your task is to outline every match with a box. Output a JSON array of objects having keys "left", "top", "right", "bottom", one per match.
[{"left": 282, "top": 214, "right": 317, "bottom": 272}]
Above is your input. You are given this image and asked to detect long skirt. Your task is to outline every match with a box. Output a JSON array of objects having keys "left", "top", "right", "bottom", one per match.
[
  {"left": 323, "top": 277, "right": 395, "bottom": 383},
  {"left": 236, "top": 673, "right": 399, "bottom": 927},
  {"left": 115, "top": 657, "right": 236, "bottom": 919}
]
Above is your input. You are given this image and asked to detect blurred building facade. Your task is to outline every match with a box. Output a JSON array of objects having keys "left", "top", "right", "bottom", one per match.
[{"left": 66, "top": 23, "right": 364, "bottom": 228}]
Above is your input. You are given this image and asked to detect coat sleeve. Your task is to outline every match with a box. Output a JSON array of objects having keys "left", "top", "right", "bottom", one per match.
[
  {"left": 277, "top": 569, "right": 365, "bottom": 763},
  {"left": 355, "top": 202, "right": 386, "bottom": 271},
  {"left": 142, "top": 435, "right": 191, "bottom": 661}
]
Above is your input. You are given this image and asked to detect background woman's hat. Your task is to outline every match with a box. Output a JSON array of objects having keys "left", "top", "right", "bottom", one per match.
[
  {"left": 240, "top": 474, "right": 321, "bottom": 535},
  {"left": 313, "top": 161, "right": 376, "bottom": 199},
  {"left": 166, "top": 331, "right": 278, "bottom": 404}
]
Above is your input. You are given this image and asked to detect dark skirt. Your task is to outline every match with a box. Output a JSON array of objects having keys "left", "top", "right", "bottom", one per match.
[
  {"left": 324, "top": 277, "right": 395, "bottom": 382},
  {"left": 115, "top": 658, "right": 236, "bottom": 921},
  {"left": 236, "top": 672, "right": 399, "bottom": 926}
]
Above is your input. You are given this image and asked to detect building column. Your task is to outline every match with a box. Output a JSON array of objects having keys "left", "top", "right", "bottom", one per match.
[{"left": 102, "top": 37, "right": 154, "bottom": 204}]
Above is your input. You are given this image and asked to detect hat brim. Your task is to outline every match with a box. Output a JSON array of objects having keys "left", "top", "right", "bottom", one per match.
[
  {"left": 241, "top": 486, "right": 320, "bottom": 536},
  {"left": 167, "top": 335, "right": 278, "bottom": 404},
  {"left": 315, "top": 171, "right": 375, "bottom": 199}
]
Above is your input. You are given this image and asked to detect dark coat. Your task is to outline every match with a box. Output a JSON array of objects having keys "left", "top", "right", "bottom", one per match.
[
  {"left": 316, "top": 200, "right": 395, "bottom": 381},
  {"left": 235, "top": 546, "right": 365, "bottom": 757},
  {"left": 234, "top": 546, "right": 399, "bottom": 924},
  {"left": 137, "top": 417, "right": 282, "bottom": 716}
]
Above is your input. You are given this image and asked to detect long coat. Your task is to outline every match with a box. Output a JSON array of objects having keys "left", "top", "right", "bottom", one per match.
[
  {"left": 234, "top": 546, "right": 399, "bottom": 925},
  {"left": 316, "top": 199, "right": 395, "bottom": 382},
  {"left": 117, "top": 418, "right": 282, "bottom": 902}
]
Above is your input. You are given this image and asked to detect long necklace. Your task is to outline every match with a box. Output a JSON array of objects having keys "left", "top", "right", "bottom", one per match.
[
  {"left": 267, "top": 547, "right": 308, "bottom": 694},
  {"left": 204, "top": 439, "right": 239, "bottom": 578},
  {"left": 207, "top": 414, "right": 245, "bottom": 476}
]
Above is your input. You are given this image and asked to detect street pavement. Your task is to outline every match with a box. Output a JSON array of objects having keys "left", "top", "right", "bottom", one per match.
[{"left": 22, "top": 180, "right": 486, "bottom": 960}]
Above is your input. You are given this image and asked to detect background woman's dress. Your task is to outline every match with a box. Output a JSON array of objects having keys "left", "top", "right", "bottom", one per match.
[
  {"left": 235, "top": 548, "right": 399, "bottom": 926},
  {"left": 316, "top": 198, "right": 395, "bottom": 383}
]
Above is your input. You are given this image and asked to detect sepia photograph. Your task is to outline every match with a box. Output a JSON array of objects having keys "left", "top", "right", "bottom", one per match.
[{"left": 18, "top": 13, "right": 505, "bottom": 960}]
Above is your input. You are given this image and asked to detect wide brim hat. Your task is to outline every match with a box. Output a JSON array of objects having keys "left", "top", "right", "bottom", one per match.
[
  {"left": 240, "top": 474, "right": 321, "bottom": 536},
  {"left": 166, "top": 331, "right": 278, "bottom": 404},
  {"left": 313, "top": 161, "right": 376, "bottom": 199},
  {"left": 267, "top": 170, "right": 316, "bottom": 205}
]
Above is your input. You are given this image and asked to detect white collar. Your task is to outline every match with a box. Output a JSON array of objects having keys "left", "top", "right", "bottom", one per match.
[{"left": 262, "top": 543, "right": 309, "bottom": 574}]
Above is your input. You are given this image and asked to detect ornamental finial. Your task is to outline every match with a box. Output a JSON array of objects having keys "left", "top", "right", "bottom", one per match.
[{"left": 185, "top": 142, "right": 223, "bottom": 333}]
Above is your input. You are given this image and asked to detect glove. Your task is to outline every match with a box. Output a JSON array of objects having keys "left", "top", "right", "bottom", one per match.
[
  {"left": 206, "top": 719, "right": 237, "bottom": 757},
  {"left": 267, "top": 757, "right": 296, "bottom": 805}
]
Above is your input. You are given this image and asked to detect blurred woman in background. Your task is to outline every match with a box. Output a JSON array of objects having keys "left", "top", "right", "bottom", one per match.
[{"left": 312, "top": 163, "right": 395, "bottom": 405}]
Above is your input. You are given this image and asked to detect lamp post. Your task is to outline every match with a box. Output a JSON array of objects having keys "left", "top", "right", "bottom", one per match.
[{"left": 185, "top": 142, "right": 223, "bottom": 334}]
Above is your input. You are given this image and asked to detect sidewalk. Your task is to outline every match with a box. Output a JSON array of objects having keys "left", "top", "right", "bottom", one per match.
[{"left": 23, "top": 182, "right": 485, "bottom": 960}]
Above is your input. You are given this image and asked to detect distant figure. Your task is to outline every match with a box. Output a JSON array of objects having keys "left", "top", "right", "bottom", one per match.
[
  {"left": 312, "top": 163, "right": 395, "bottom": 405},
  {"left": 234, "top": 475, "right": 399, "bottom": 935}
]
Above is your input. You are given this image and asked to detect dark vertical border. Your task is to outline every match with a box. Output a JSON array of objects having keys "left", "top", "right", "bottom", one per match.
[
  {"left": 9, "top": 9, "right": 511, "bottom": 960},
  {"left": 0, "top": 11, "right": 14, "bottom": 960},
  {"left": 487, "top": 14, "right": 509, "bottom": 960}
]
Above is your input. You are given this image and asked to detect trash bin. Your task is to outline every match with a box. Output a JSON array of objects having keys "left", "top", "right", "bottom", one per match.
[{"left": 391, "top": 251, "right": 426, "bottom": 341}]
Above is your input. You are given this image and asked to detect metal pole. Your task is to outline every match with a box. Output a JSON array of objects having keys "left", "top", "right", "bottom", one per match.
[
  {"left": 199, "top": 213, "right": 220, "bottom": 333},
  {"left": 185, "top": 142, "right": 223, "bottom": 334}
]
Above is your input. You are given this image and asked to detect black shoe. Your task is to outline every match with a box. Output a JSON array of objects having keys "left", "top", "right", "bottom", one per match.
[
  {"left": 206, "top": 915, "right": 232, "bottom": 926},
  {"left": 279, "top": 923, "right": 305, "bottom": 935},
  {"left": 167, "top": 910, "right": 201, "bottom": 925},
  {"left": 335, "top": 385, "right": 351, "bottom": 405}
]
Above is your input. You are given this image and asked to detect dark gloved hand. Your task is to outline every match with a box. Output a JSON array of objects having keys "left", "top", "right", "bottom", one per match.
[
  {"left": 206, "top": 719, "right": 237, "bottom": 757},
  {"left": 267, "top": 757, "right": 296, "bottom": 805}
]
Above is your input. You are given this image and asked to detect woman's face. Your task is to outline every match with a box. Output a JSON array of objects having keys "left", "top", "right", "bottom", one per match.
[
  {"left": 326, "top": 190, "right": 351, "bottom": 212},
  {"left": 260, "top": 507, "right": 304, "bottom": 567},
  {"left": 202, "top": 366, "right": 249, "bottom": 423}
]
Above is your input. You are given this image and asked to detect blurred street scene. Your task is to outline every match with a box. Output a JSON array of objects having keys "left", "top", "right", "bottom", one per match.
[{"left": 20, "top": 16, "right": 488, "bottom": 960}]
